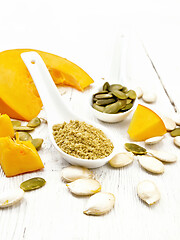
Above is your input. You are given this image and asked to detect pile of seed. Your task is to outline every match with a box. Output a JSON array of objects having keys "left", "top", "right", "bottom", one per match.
[{"left": 52, "top": 120, "right": 114, "bottom": 159}]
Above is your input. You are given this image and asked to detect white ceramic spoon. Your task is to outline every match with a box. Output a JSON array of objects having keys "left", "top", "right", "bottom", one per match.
[{"left": 21, "top": 51, "right": 118, "bottom": 168}]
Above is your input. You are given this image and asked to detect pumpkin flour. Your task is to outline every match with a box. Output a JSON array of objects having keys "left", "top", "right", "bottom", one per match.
[{"left": 52, "top": 120, "right": 114, "bottom": 159}]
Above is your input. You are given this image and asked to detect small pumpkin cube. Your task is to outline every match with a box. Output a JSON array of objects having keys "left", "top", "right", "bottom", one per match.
[
  {"left": 0, "top": 114, "right": 14, "bottom": 138},
  {"left": 0, "top": 136, "right": 44, "bottom": 177}
]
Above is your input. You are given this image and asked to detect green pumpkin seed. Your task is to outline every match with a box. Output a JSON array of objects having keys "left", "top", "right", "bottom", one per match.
[
  {"left": 122, "top": 87, "right": 128, "bottom": 93},
  {"left": 17, "top": 132, "right": 32, "bottom": 141},
  {"left": 92, "top": 104, "right": 105, "bottom": 112},
  {"left": 125, "top": 143, "right": 147, "bottom": 155},
  {"left": 108, "top": 84, "right": 123, "bottom": 91},
  {"left": 103, "top": 101, "right": 123, "bottom": 114},
  {"left": 13, "top": 126, "right": 34, "bottom": 131},
  {"left": 31, "top": 138, "right": 44, "bottom": 150},
  {"left": 170, "top": 128, "right": 180, "bottom": 137},
  {"left": 112, "top": 90, "right": 128, "bottom": 99},
  {"left": 103, "top": 82, "right": 110, "bottom": 91},
  {"left": 126, "top": 99, "right": 132, "bottom": 104},
  {"left": 27, "top": 117, "right": 41, "bottom": 128},
  {"left": 20, "top": 177, "right": 46, "bottom": 192},
  {"left": 126, "top": 90, "right": 137, "bottom": 100},
  {"left": 11, "top": 121, "right": 21, "bottom": 127},
  {"left": 94, "top": 91, "right": 108, "bottom": 96},
  {"left": 121, "top": 103, "right": 133, "bottom": 111},
  {"left": 95, "top": 93, "right": 113, "bottom": 99},
  {"left": 96, "top": 98, "right": 116, "bottom": 106}
]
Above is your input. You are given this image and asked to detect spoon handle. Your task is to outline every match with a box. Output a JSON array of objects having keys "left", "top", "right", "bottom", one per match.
[{"left": 21, "top": 51, "right": 74, "bottom": 126}]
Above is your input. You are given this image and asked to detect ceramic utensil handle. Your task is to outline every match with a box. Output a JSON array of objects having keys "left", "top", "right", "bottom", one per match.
[{"left": 21, "top": 51, "right": 73, "bottom": 125}]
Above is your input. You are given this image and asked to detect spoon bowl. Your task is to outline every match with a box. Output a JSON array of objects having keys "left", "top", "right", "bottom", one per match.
[{"left": 21, "top": 51, "right": 119, "bottom": 168}]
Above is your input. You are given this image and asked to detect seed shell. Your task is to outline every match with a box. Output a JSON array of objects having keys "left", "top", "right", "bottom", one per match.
[
  {"left": 148, "top": 150, "right": 177, "bottom": 163},
  {"left": 137, "top": 180, "right": 160, "bottom": 205},
  {"left": 138, "top": 155, "right": 164, "bottom": 174},
  {"left": 16, "top": 132, "right": 32, "bottom": 141},
  {"left": 83, "top": 192, "right": 115, "bottom": 215},
  {"left": 125, "top": 143, "right": 147, "bottom": 155},
  {"left": 27, "top": 117, "right": 41, "bottom": 128},
  {"left": 162, "top": 116, "right": 176, "bottom": 131},
  {"left": 13, "top": 126, "right": 34, "bottom": 131},
  {"left": 31, "top": 138, "right": 43, "bottom": 150},
  {"left": 11, "top": 120, "right": 21, "bottom": 127},
  {"left": 109, "top": 152, "right": 134, "bottom": 168},
  {"left": 0, "top": 189, "right": 24, "bottom": 208},
  {"left": 142, "top": 91, "right": 157, "bottom": 103},
  {"left": 145, "top": 136, "right": 164, "bottom": 145},
  {"left": 61, "top": 166, "right": 93, "bottom": 183},
  {"left": 174, "top": 136, "right": 180, "bottom": 148},
  {"left": 170, "top": 128, "right": 180, "bottom": 137},
  {"left": 66, "top": 179, "right": 101, "bottom": 196},
  {"left": 20, "top": 177, "right": 46, "bottom": 192}
]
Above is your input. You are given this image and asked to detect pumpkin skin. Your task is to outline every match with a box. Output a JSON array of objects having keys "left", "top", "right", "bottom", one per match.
[
  {"left": 0, "top": 137, "right": 44, "bottom": 177},
  {"left": 0, "top": 49, "right": 94, "bottom": 121},
  {"left": 0, "top": 114, "right": 14, "bottom": 138},
  {"left": 128, "top": 104, "right": 167, "bottom": 141}
]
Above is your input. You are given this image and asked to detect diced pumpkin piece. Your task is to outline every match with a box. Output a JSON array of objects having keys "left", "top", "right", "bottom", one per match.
[
  {"left": 0, "top": 135, "right": 44, "bottom": 177},
  {"left": 128, "top": 104, "right": 166, "bottom": 141},
  {"left": 0, "top": 49, "right": 94, "bottom": 121},
  {"left": 0, "top": 114, "right": 14, "bottom": 138}
]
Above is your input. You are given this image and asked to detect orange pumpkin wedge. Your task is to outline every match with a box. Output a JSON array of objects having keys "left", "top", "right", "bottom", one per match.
[
  {"left": 0, "top": 134, "right": 44, "bottom": 177},
  {"left": 0, "top": 49, "right": 94, "bottom": 121},
  {"left": 0, "top": 114, "right": 14, "bottom": 138},
  {"left": 128, "top": 104, "right": 166, "bottom": 141}
]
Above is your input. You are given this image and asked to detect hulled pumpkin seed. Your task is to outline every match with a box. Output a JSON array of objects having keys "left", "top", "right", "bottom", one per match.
[
  {"left": 66, "top": 179, "right": 101, "bottom": 196},
  {"left": 126, "top": 99, "right": 132, "bottom": 104},
  {"left": 17, "top": 132, "right": 32, "bottom": 141},
  {"left": 0, "top": 189, "right": 24, "bottom": 208},
  {"left": 96, "top": 98, "right": 116, "bottom": 106},
  {"left": 126, "top": 90, "right": 137, "bottom": 99},
  {"left": 103, "top": 100, "right": 126, "bottom": 114},
  {"left": 20, "top": 177, "right": 46, "bottom": 192},
  {"left": 109, "top": 152, "right": 134, "bottom": 168},
  {"left": 95, "top": 93, "right": 113, "bottom": 99},
  {"left": 174, "top": 136, "right": 180, "bottom": 148},
  {"left": 27, "top": 117, "right": 41, "bottom": 128},
  {"left": 170, "top": 128, "right": 180, "bottom": 137},
  {"left": 13, "top": 126, "right": 34, "bottom": 131},
  {"left": 94, "top": 91, "right": 108, "bottom": 96},
  {"left": 148, "top": 150, "right": 177, "bottom": 163},
  {"left": 124, "top": 143, "right": 147, "bottom": 155},
  {"left": 61, "top": 166, "right": 93, "bottom": 183},
  {"left": 137, "top": 180, "right": 160, "bottom": 205},
  {"left": 108, "top": 84, "right": 123, "bottom": 91},
  {"left": 83, "top": 192, "right": 115, "bottom": 216},
  {"left": 121, "top": 103, "right": 133, "bottom": 111},
  {"left": 121, "top": 86, "right": 128, "bottom": 93},
  {"left": 137, "top": 155, "right": 164, "bottom": 174},
  {"left": 112, "top": 90, "right": 128, "bottom": 99},
  {"left": 92, "top": 104, "right": 105, "bottom": 112},
  {"left": 11, "top": 120, "right": 21, "bottom": 127},
  {"left": 31, "top": 138, "right": 43, "bottom": 150},
  {"left": 103, "top": 82, "right": 110, "bottom": 91}
]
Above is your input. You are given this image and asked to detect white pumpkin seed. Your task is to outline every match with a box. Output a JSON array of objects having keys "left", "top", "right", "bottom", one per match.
[
  {"left": 142, "top": 91, "right": 157, "bottom": 103},
  {"left": 66, "top": 179, "right": 101, "bottom": 196},
  {"left": 134, "top": 87, "right": 143, "bottom": 99},
  {"left": 145, "top": 136, "right": 164, "bottom": 145},
  {"left": 83, "top": 192, "right": 115, "bottom": 215},
  {"left": 174, "top": 136, "right": 180, "bottom": 148},
  {"left": 162, "top": 116, "right": 176, "bottom": 131},
  {"left": 148, "top": 149, "right": 177, "bottom": 163},
  {"left": 61, "top": 166, "right": 93, "bottom": 182},
  {"left": 138, "top": 155, "right": 164, "bottom": 174},
  {"left": 137, "top": 180, "right": 160, "bottom": 205},
  {"left": 0, "top": 188, "right": 24, "bottom": 208},
  {"left": 109, "top": 152, "right": 134, "bottom": 168}
]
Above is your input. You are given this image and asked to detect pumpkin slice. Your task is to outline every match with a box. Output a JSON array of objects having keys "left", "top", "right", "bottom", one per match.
[
  {"left": 0, "top": 49, "right": 94, "bottom": 121},
  {"left": 128, "top": 104, "right": 166, "bottom": 141},
  {"left": 0, "top": 114, "right": 14, "bottom": 138},
  {"left": 0, "top": 135, "right": 44, "bottom": 177}
]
